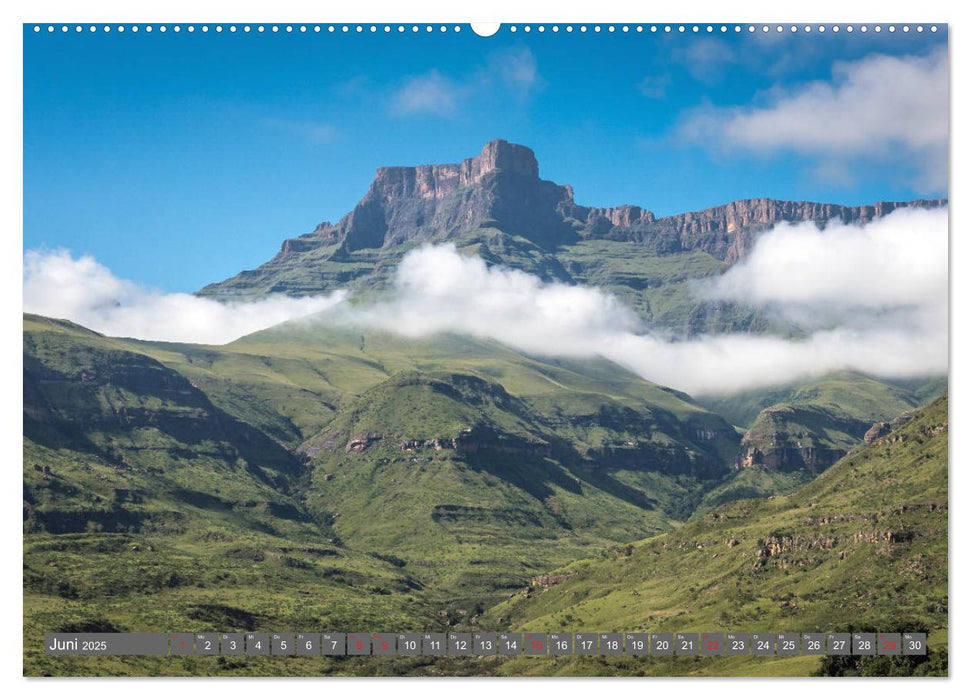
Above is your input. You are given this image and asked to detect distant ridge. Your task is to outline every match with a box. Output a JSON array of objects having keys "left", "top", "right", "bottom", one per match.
[
  {"left": 197, "top": 140, "right": 945, "bottom": 336},
  {"left": 224, "top": 139, "right": 945, "bottom": 262}
]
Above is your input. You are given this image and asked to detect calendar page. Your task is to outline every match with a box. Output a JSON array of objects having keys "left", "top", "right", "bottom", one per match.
[{"left": 21, "top": 16, "right": 949, "bottom": 680}]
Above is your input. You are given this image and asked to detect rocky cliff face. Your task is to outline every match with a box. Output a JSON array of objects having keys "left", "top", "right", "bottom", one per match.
[
  {"left": 313, "top": 139, "right": 576, "bottom": 251},
  {"left": 864, "top": 409, "right": 920, "bottom": 445},
  {"left": 283, "top": 139, "right": 946, "bottom": 259},
  {"left": 733, "top": 404, "right": 871, "bottom": 475},
  {"left": 197, "top": 139, "right": 946, "bottom": 307},
  {"left": 572, "top": 197, "right": 947, "bottom": 263},
  {"left": 734, "top": 443, "right": 849, "bottom": 474}
]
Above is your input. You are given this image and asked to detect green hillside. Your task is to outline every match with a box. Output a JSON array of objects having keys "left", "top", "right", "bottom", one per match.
[
  {"left": 23, "top": 315, "right": 437, "bottom": 676},
  {"left": 22, "top": 313, "right": 948, "bottom": 677},
  {"left": 299, "top": 369, "right": 730, "bottom": 606},
  {"left": 697, "top": 371, "right": 941, "bottom": 430},
  {"left": 479, "top": 395, "right": 948, "bottom": 676},
  {"left": 24, "top": 312, "right": 745, "bottom": 675},
  {"left": 138, "top": 319, "right": 743, "bottom": 602},
  {"left": 693, "top": 372, "right": 945, "bottom": 488}
]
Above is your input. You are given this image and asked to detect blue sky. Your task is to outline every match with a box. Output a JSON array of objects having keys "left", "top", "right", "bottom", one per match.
[{"left": 23, "top": 24, "right": 948, "bottom": 292}]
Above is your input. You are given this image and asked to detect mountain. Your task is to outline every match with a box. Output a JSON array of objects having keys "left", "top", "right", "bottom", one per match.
[
  {"left": 696, "top": 372, "right": 946, "bottom": 478},
  {"left": 23, "top": 314, "right": 309, "bottom": 534},
  {"left": 697, "top": 372, "right": 945, "bottom": 430},
  {"left": 198, "top": 139, "right": 944, "bottom": 336},
  {"left": 23, "top": 312, "right": 948, "bottom": 676},
  {"left": 297, "top": 366, "right": 738, "bottom": 601},
  {"left": 23, "top": 140, "right": 948, "bottom": 676},
  {"left": 23, "top": 313, "right": 442, "bottom": 675},
  {"left": 171, "top": 319, "right": 743, "bottom": 601},
  {"left": 25, "top": 312, "right": 748, "bottom": 674},
  {"left": 481, "top": 395, "right": 948, "bottom": 676}
]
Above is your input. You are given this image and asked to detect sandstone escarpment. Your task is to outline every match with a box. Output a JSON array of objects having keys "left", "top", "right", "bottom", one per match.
[
  {"left": 279, "top": 140, "right": 947, "bottom": 261},
  {"left": 734, "top": 444, "right": 848, "bottom": 474},
  {"left": 198, "top": 139, "right": 947, "bottom": 304},
  {"left": 864, "top": 409, "right": 921, "bottom": 445},
  {"left": 323, "top": 425, "right": 553, "bottom": 459},
  {"left": 314, "top": 139, "right": 576, "bottom": 251},
  {"left": 579, "top": 197, "right": 947, "bottom": 263}
]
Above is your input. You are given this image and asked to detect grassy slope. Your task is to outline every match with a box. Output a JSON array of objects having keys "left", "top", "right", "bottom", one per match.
[
  {"left": 479, "top": 395, "right": 948, "bottom": 676},
  {"left": 670, "top": 372, "right": 946, "bottom": 518},
  {"left": 200, "top": 226, "right": 792, "bottom": 336},
  {"left": 300, "top": 371, "right": 697, "bottom": 605},
  {"left": 23, "top": 315, "right": 433, "bottom": 675},
  {"left": 264, "top": 321, "right": 742, "bottom": 602},
  {"left": 22, "top": 315, "right": 948, "bottom": 676},
  {"left": 124, "top": 319, "right": 734, "bottom": 445},
  {"left": 23, "top": 313, "right": 738, "bottom": 675},
  {"left": 692, "top": 469, "right": 814, "bottom": 518},
  {"left": 691, "top": 372, "right": 946, "bottom": 508},
  {"left": 697, "top": 371, "right": 939, "bottom": 431}
]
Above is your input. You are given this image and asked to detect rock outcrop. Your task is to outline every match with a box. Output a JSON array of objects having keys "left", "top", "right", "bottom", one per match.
[
  {"left": 339, "top": 425, "right": 553, "bottom": 458},
  {"left": 733, "top": 404, "right": 871, "bottom": 474},
  {"left": 303, "top": 140, "right": 945, "bottom": 260},
  {"left": 197, "top": 139, "right": 946, "bottom": 307},
  {"left": 735, "top": 443, "right": 849, "bottom": 474},
  {"left": 606, "top": 198, "right": 945, "bottom": 264},
  {"left": 864, "top": 409, "right": 920, "bottom": 445},
  {"left": 313, "top": 139, "right": 577, "bottom": 251}
]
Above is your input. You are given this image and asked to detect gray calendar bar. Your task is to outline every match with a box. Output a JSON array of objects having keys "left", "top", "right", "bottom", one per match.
[{"left": 42, "top": 631, "right": 932, "bottom": 656}]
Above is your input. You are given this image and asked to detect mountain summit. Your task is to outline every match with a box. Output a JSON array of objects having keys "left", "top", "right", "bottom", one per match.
[
  {"left": 285, "top": 138, "right": 943, "bottom": 257},
  {"left": 315, "top": 139, "right": 576, "bottom": 250},
  {"left": 198, "top": 140, "right": 944, "bottom": 336}
]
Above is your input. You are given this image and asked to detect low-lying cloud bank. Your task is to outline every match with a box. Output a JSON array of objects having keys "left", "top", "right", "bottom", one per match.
[
  {"left": 337, "top": 208, "right": 947, "bottom": 393},
  {"left": 700, "top": 206, "right": 948, "bottom": 335},
  {"left": 23, "top": 249, "right": 346, "bottom": 345},
  {"left": 24, "top": 206, "right": 947, "bottom": 394}
]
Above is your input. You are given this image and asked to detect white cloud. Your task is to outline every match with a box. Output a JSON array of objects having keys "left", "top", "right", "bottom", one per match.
[
  {"left": 602, "top": 326, "right": 946, "bottom": 396},
  {"left": 637, "top": 75, "right": 670, "bottom": 99},
  {"left": 674, "top": 38, "right": 736, "bottom": 83},
  {"left": 488, "top": 46, "right": 540, "bottom": 96},
  {"left": 25, "top": 206, "right": 948, "bottom": 395},
  {"left": 318, "top": 207, "right": 947, "bottom": 395},
  {"left": 391, "top": 71, "right": 461, "bottom": 116},
  {"left": 349, "top": 244, "right": 638, "bottom": 353},
  {"left": 23, "top": 249, "right": 346, "bottom": 345},
  {"left": 679, "top": 49, "right": 948, "bottom": 190},
  {"left": 704, "top": 207, "right": 948, "bottom": 312},
  {"left": 390, "top": 48, "right": 541, "bottom": 117}
]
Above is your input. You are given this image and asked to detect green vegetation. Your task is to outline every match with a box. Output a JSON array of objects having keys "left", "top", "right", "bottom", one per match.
[
  {"left": 22, "top": 313, "right": 730, "bottom": 675},
  {"left": 23, "top": 316, "right": 438, "bottom": 676},
  {"left": 200, "top": 225, "right": 791, "bottom": 337},
  {"left": 300, "top": 369, "right": 705, "bottom": 604},
  {"left": 697, "top": 371, "right": 941, "bottom": 430},
  {"left": 22, "top": 314, "right": 948, "bottom": 676},
  {"left": 692, "top": 469, "right": 813, "bottom": 517},
  {"left": 480, "top": 395, "right": 948, "bottom": 676},
  {"left": 695, "top": 371, "right": 945, "bottom": 484}
]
